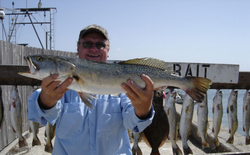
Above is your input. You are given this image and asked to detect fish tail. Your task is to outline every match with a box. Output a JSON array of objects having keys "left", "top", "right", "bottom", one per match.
[
  {"left": 202, "top": 141, "right": 210, "bottom": 149},
  {"left": 150, "top": 152, "right": 160, "bottom": 155},
  {"left": 226, "top": 136, "right": 234, "bottom": 144},
  {"left": 18, "top": 137, "right": 28, "bottom": 148},
  {"left": 132, "top": 147, "right": 142, "bottom": 155},
  {"left": 32, "top": 137, "right": 41, "bottom": 146},
  {"left": 214, "top": 137, "right": 220, "bottom": 147},
  {"left": 45, "top": 141, "right": 53, "bottom": 153},
  {"left": 246, "top": 137, "right": 250, "bottom": 145},
  {"left": 172, "top": 145, "right": 183, "bottom": 155},
  {"left": 185, "top": 77, "right": 212, "bottom": 103},
  {"left": 183, "top": 145, "right": 193, "bottom": 155}
]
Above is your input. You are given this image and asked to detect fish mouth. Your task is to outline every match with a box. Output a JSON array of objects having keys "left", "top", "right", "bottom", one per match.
[{"left": 19, "top": 56, "right": 38, "bottom": 75}]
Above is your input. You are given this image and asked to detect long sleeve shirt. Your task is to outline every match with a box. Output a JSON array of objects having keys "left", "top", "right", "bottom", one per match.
[{"left": 28, "top": 89, "right": 155, "bottom": 155}]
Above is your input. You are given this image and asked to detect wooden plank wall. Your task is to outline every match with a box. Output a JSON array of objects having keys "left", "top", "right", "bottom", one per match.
[{"left": 0, "top": 40, "right": 77, "bottom": 151}]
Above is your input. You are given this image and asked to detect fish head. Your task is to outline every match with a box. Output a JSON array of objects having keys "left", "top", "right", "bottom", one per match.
[
  {"left": 19, "top": 55, "right": 76, "bottom": 81},
  {"left": 213, "top": 90, "right": 222, "bottom": 105}
]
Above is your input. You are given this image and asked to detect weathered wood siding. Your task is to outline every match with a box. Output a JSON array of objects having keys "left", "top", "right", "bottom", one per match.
[{"left": 0, "top": 40, "right": 77, "bottom": 151}]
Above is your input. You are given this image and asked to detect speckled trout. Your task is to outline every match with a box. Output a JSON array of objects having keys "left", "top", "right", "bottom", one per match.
[
  {"left": 19, "top": 55, "right": 212, "bottom": 109},
  {"left": 212, "top": 89, "right": 223, "bottom": 148},
  {"left": 180, "top": 94, "right": 194, "bottom": 155},
  {"left": 226, "top": 89, "right": 238, "bottom": 144},
  {"left": 164, "top": 89, "right": 183, "bottom": 155},
  {"left": 243, "top": 90, "right": 250, "bottom": 145},
  {"left": 10, "top": 85, "right": 28, "bottom": 148}
]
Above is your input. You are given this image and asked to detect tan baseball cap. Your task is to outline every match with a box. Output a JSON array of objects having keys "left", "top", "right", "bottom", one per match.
[{"left": 78, "top": 24, "right": 109, "bottom": 42}]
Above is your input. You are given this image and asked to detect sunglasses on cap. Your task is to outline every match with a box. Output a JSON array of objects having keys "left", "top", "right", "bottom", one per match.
[{"left": 79, "top": 41, "right": 106, "bottom": 50}]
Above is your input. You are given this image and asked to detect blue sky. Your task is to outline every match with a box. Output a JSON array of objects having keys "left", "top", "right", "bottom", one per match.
[{"left": 1, "top": 0, "right": 250, "bottom": 71}]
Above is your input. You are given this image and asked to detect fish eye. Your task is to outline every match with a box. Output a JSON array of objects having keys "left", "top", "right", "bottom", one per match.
[{"left": 36, "top": 57, "right": 43, "bottom": 61}]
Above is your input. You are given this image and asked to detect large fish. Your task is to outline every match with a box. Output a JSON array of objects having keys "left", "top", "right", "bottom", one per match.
[
  {"left": 197, "top": 94, "right": 209, "bottom": 149},
  {"left": 45, "top": 122, "right": 56, "bottom": 153},
  {"left": 132, "top": 131, "right": 142, "bottom": 155},
  {"left": 226, "top": 89, "right": 238, "bottom": 144},
  {"left": 180, "top": 94, "right": 194, "bottom": 155},
  {"left": 212, "top": 89, "right": 223, "bottom": 148},
  {"left": 142, "top": 90, "right": 169, "bottom": 155},
  {"left": 29, "top": 120, "right": 41, "bottom": 146},
  {"left": 18, "top": 55, "right": 212, "bottom": 109},
  {"left": 164, "top": 89, "right": 183, "bottom": 155},
  {"left": 243, "top": 90, "right": 250, "bottom": 145},
  {"left": 0, "top": 86, "right": 4, "bottom": 129},
  {"left": 9, "top": 85, "right": 28, "bottom": 148}
]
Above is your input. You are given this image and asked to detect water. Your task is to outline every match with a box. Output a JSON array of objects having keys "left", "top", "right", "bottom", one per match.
[{"left": 199, "top": 89, "right": 246, "bottom": 136}]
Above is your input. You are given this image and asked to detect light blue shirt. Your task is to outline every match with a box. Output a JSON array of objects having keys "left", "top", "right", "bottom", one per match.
[{"left": 28, "top": 89, "right": 154, "bottom": 155}]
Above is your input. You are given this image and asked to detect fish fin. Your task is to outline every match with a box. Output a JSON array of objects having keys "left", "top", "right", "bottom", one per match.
[
  {"left": 71, "top": 72, "right": 95, "bottom": 109},
  {"left": 132, "top": 147, "right": 142, "bottom": 155},
  {"left": 226, "top": 136, "right": 234, "bottom": 144},
  {"left": 246, "top": 138, "right": 250, "bottom": 145},
  {"left": 202, "top": 141, "right": 210, "bottom": 149},
  {"left": 159, "top": 130, "right": 169, "bottom": 148},
  {"left": 183, "top": 146, "right": 193, "bottom": 155},
  {"left": 19, "top": 137, "right": 28, "bottom": 148},
  {"left": 184, "top": 77, "right": 212, "bottom": 103},
  {"left": 215, "top": 138, "right": 220, "bottom": 147},
  {"left": 141, "top": 132, "right": 152, "bottom": 148},
  {"left": 78, "top": 92, "right": 94, "bottom": 109},
  {"left": 118, "top": 57, "right": 173, "bottom": 73},
  {"left": 230, "top": 105, "right": 233, "bottom": 111},
  {"left": 32, "top": 137, "right": 41, "bottom": 146},
  {"left": 172, "top": 145, "right": 183, "bottom": 155},
  {"left": 206, "top": 122, "right": 209, "bottom": 136},
  {"left": 45, "top": 141, "right": 53, "bottom": 153}
]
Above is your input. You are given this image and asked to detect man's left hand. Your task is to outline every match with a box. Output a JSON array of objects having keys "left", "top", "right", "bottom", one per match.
[{"left": 121, "top": 74, "right": 154, "bottom": 119}]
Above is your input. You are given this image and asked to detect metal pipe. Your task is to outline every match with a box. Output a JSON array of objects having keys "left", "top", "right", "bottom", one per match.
[
  {"left": 27, "top": 13, "right": 44, "bottom": 49},
  {"left": 50, "top": 8, "right": 52, "bottom": 50}
]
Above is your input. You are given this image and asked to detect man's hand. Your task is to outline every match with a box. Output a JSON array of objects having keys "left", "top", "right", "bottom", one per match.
[
  {"left": 121, "top": 74, "right": 154, "bottom": 119},
  {"left": 39, "top": 74, "right": 73, "bottom": 109}
]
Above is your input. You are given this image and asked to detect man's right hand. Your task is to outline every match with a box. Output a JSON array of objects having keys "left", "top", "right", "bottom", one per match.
[{"left": 38, "top": 74, "right": 73, "bottom": 109}]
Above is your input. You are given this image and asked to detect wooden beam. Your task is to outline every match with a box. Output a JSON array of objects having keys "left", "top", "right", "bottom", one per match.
[
  {"left": 0, "top": 65, "right": 41, "bottom": 86},
  {"left": 0, "top": 65, "right": 250, "bottom": 89},
  {"left": 210, "top": 72, "right": 250, "bottom": 89}
]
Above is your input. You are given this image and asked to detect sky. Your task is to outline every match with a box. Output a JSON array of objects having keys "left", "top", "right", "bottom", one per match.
[{"left": 0, "top": 0, "right": 250, "bottom": 71}]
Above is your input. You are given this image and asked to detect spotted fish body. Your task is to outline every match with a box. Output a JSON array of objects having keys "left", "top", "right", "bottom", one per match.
[
  {"left": 10, "top": 86, "right": 28, "bottom": 148},
  {"left": 19, "top": 55, "right": 211, "bottom": 109},
  {"left": 164, "top": 89, "right": 183, "bottom": 155},
  {"left": 197, "top": 94, "right": 209, "bottom": 149},
  {"left": 180, "top": 94, "right": 194, "bottom": 155},
  {"left": 243, "top": 90, "right": 250, "bottom": 145},
  {"left": 226, "top": 89, "right": 238, "bottom": 144},
  {"left": 212, "top": 89, "right": 223, "bottom": 148}
]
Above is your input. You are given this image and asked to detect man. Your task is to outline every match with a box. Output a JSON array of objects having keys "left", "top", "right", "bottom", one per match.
[{"left": 28, "top": 24, "right": 155, "bottom": 155}]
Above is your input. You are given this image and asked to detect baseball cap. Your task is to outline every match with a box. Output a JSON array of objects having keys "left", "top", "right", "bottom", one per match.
[{"left": 78, "top": 24, "right": 109, "bottom": 42}]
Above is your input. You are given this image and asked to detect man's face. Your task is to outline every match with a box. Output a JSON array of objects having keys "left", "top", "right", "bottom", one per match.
[{"left": 77, "top": 32, "right": 109, "bottom": 63}]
